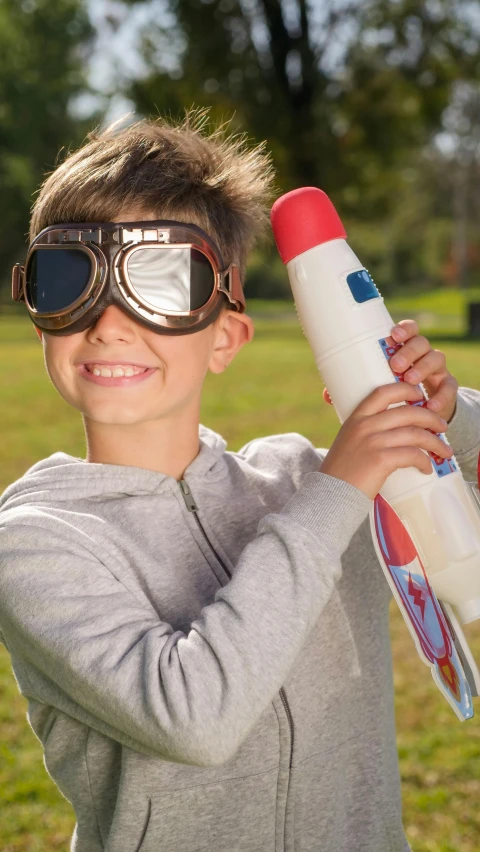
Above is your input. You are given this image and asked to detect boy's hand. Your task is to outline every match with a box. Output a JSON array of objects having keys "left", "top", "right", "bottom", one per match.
[
  {"left": 319, "top": 382, "right": 453, "bottom": 500},
  {"left": 323, "top": 319, "right": 459, "bottom": 424}
]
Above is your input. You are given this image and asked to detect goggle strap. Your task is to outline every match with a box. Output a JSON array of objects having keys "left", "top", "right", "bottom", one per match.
[
  {"left": 221, "top": 264, "right": 245, "bottom": 312},
  {"left": 12, "top": 264, "right": 25, "bottom": 303},
  {"left": 56, "top": 228, "right": 105, "bottom": 244}
]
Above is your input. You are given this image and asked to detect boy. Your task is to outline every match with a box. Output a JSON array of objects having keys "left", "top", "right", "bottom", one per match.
[{"left": 1, "top": 113, "right": 479, "bottom": 852}]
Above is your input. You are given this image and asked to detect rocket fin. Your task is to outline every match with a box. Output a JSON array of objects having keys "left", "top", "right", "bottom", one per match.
[
  {"left": 369, "top": 494, "right": 473, "bottom": 721},
  {"left": 440, "top": 602, "right": 480, "bottom": 697}
]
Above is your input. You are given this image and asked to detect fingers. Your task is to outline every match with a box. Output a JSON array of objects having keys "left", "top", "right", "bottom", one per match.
[
  {"left": 403, "top": 349, "right": 446, "bottom": 384},
  {"left": 425, "top": 373, "right": 459, "bottom": 414},
  {"left": 368, "top": 424, "right": 452, "bottom": 460},
  {"left": 354, "top": 382, "right": 423, "bottom": 416},
  {"left": 391, "top": 320, "right": 418, "bottom": 342},
  {"left": 389, "top": 334, "right": 432, "bottom": 375},
  {"left": 368, "top": 398, "right": 449, "bottom": 436},
  {"left": 381, "top": 446, "right": 436, "bottom": 476}
]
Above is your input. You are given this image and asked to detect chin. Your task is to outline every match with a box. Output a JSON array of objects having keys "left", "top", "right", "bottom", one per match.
[{"left": 82, "top": 405, "right": 151, "bottom": 426}]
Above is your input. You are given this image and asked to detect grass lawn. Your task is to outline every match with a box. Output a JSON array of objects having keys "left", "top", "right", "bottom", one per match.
[{"left": 0, "top": 299, "right": 479, "bottom": 850}]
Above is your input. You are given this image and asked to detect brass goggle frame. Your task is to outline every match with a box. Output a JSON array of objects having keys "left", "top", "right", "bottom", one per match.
[{"left": 12, "top": 220, "right": 245, "bottom": 335}]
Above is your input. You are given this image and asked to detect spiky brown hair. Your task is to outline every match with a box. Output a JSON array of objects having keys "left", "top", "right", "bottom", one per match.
[{"left": 29, "top": 109, "right": 276, "bottom": 282}]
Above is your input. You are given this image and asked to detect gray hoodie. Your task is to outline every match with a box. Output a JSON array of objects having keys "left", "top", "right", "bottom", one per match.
[{"left": 0, "top": 386, "right": 479, "bottom": 852}]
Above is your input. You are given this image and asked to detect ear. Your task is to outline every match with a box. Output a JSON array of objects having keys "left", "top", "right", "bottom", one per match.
[{"left": 208, "top": 310, "right": 254, "bottom": 374}]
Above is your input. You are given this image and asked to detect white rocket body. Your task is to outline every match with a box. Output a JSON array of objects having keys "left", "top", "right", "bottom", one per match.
[{"left": 273, "top": 190, "right": 480, "bottom": 625}]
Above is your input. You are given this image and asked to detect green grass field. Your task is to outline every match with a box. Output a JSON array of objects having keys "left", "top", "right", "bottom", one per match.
[{"left": 0, "top": 293, "right": 480, "bottom": 851}]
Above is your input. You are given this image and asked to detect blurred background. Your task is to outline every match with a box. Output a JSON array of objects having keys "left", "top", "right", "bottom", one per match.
[
  {"left": 1, "top": 1, "right": 480, "bottom": 850},
  {"left": 2, "top": 0, "right": 480, "bottom": 309}
]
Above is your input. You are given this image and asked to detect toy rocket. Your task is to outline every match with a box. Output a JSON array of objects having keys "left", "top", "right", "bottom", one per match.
[{"left": 271, "top": 186, "right": 480, "bottom": 720}]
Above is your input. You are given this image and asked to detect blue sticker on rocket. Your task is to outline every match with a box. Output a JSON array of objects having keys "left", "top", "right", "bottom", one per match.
[
  {"left": 346, "top": 269, "right": 380, "bottom": 303},
  {"left": 378, "top": 335, "right": 458, "bottom": 479}
]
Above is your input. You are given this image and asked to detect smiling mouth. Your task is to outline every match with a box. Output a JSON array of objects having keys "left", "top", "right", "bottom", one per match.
[{"left": 84, "top": 364, "right": 151, "bottom": 377}]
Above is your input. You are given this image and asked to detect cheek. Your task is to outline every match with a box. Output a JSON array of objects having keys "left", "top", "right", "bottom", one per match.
[
  {"left": 164, "top": 335, "right": 213, "bottom": 383},
  {"left": 43, "top": 338, "right": 77, "bottom": 388},
  {"left": 44, "top": 333, "right": 77, "bottom": 356},
  {"left": 171, "top": 351, "right": 210, "bottom": 388},
  {"left": 43, "top": 342, "right": 62, "bottom": 379}
]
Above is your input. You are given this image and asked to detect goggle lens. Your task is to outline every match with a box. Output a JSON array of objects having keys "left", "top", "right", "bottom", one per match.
[
  {"left": 26, "top": 249, "right": 91, "bottom": 313},
  {"left": 25, "top": 246, "right": 216, "bottom": 315},
  {"left": 125, "top": 247, "right": 215, "bottom": 312}
]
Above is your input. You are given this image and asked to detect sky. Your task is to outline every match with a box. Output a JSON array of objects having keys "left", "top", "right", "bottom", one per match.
[{"left": 71, "top": 0, "right": 154, "bottom": 122}]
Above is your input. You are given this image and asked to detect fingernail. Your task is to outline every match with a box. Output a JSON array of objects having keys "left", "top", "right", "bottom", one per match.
[
  {"left": 441, "top": 419, "right": 448, "bottom": 428},
  {"left": 392, "top": 357, "right": 406, "bottom": 369},
  {"left": 406, "top": 370, "right": 419, "bottom": 382},
  {"left": 428, "top": 399, "right": 440, "bottom": 409},
  {"left": 393, "top": 327, "right": 407, "bottom": 339}
]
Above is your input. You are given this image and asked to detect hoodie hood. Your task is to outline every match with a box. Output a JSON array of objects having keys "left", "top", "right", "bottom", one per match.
[{"left": 0, "top": 424, "right": 227, "bottom": 511}]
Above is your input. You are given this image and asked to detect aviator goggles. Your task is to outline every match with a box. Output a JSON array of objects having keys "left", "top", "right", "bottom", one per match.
[{"left": 12, "top": 220, "right": 245, "bottom": 336}]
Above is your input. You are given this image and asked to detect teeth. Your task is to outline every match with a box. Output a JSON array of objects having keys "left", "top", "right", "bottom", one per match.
[{"left": 88, "top": 364, "right": 147, "bottom": 378}]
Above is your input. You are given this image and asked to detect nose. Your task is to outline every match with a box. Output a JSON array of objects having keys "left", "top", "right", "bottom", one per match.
[{"left": 86, "top": 305, "right": 138, "bottom": 343}]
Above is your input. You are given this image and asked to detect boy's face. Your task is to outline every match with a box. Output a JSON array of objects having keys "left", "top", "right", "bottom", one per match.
[{"left": 34, "top": 211, "right": 253, "bottom": 428}]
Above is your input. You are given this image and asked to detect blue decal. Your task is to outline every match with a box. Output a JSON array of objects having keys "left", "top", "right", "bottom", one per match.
[
  {"left": 346, "top": 269, "right": 380, "bottom": 303},
  {"left": 378, "top": 336, "right": 458, "bottom": 479}
]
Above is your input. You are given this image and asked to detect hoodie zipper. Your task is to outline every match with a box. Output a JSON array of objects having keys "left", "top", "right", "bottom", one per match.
[
  {"left": 279, "top": 688, "right": 294, "bottom": 770},
  {"left": 178, "top": 478, "right": 294, "bottom": 770},
  {"left": 178, "top": 479, "right": 232, "bottom": 580}
]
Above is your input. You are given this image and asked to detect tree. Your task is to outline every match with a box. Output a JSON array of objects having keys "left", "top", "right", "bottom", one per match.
[
  {"left": 334, "top": 0, "right": 480, "bottom": 217},
  {"left": 441, "top": 82, "right": 480, "bottom": 289},
  {"left": 102, "top": 0, "right": 479, "bottom": 293},
  {"left": 0, "top": 0, "right": 96, "bottom": 298},
  {"left": 116, "top": 0, "right": 480, "bottom": 210}
]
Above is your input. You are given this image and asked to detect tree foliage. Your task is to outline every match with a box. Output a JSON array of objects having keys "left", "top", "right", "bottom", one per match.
[
  {"left": 120, "top": 1, "right": 479, "bottom": 197},
  {"left": 0, "top": 0, "right": 95, "bottom": 294},
  {"left": 1, "top": 0, "right": 480, "bottom": 298},
  {"left": 113, "top": 0, "right": 480, "bottom": 291}
]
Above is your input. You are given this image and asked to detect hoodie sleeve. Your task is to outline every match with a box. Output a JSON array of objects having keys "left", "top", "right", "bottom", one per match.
[
  {"left": 0, "top": 473, "right": 371, "bottom": 768},
  {"left": 444, "top": 386, "right": 480, "bottom": 485}
]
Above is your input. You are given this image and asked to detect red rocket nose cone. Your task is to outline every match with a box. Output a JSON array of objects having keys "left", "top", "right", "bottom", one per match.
[{"left": 271, "top": 187, "right": 347, "bottom": 264}]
